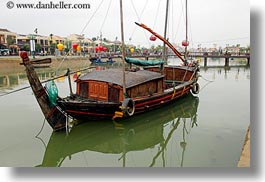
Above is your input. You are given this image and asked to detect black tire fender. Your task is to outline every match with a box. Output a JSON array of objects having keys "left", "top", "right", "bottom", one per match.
[
  {"left": 191, "top": 82, "right": 200, "bottom": 94},
  {"left": 122, "top": 98, "right": 135, "bottom": 117}
]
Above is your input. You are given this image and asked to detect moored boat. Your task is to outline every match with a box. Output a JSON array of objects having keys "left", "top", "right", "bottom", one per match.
[
  {"left": 20, "top": 0, "right": 200, "bottom": 131},
  {"left": 89, "top": 56, "right": 116, "bottom": 64},
  {"left": 20, "top": 50, "right": 199, "bottom": 129},
  {"left": 56, "top": 63, "right": 199, "bottom": 122}
]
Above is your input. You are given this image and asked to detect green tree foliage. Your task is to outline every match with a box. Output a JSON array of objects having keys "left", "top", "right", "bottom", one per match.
[
  {"left": 50, "top": 43, "right": 57, "bottom": 54},
  {"left": 35, "top": 43, "right": 41, "bottom": 52},
  {"left": 22, "top": 44, "right": 30, "bottom": 51},
  {"left": 64, "top": 40, "right": 72, "bottom": 53},
  {"left": 6, "top": 35, "right": 16, "bottom": 46}
]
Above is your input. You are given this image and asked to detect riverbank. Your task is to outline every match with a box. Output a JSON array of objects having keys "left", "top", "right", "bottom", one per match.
[
  {"left": 237, "top": 127, "right": 250, "bottom": 167},
  {"left": 0, "top": 56, "right": 91, "bottom": 75}
]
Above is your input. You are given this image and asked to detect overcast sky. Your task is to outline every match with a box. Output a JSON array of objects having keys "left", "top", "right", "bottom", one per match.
[{"left": 0, "top": 0, "right": 250, "bottom": 48}]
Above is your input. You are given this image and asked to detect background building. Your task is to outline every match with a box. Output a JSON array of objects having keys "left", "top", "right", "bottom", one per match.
[{"left": 0, "top": 28, "right": 17, "bottom": 55}]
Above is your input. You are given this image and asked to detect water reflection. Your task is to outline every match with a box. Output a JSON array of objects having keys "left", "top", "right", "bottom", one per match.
[
  {"left": 200, "top": 66, "right": 250, "bottom": 80},
  {"left": 0, "top": 71, "right": 55, "bottom": 89},
  {"left": 39, "top": 94, "right": 199, "bottom": 167}
]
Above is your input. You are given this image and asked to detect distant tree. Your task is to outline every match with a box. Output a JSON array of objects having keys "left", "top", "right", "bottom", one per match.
[
  {"left": 239, "top": 47, "right": 245, "bottom": 53},
  {"left": 64, "top": 47, "right": 70, "bottom": 53},
  {"left": 22, "top": 44, "right": 30, "bottom": 51},
  {"left": 154, "top": 45, "right": 163, "bottom": 53},
  {"left": 35, "top": 43, "right": 41, "bottom": 52},
  {"left": 50, "top": 43, "right": 57, "bottom": 54},
  {"left": 92, "top": 37, "right": 97, "bottom": 41},
  {"left": 64, "top": 40, "right": 72, "bottom": 53},
  {"left": 246, "top": 45, "right": 250, "bottom": 53},
  {"left": 6, "top": 35, "right": 16, "bottom": 47},
  {"left": 105, "top": 44, "right": 112, "bottom": 52}
]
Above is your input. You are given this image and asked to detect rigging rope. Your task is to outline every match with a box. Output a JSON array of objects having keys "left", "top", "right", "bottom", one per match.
[
  {"left": 129, "top": 0, "right": 150, "bottom": 46},
  {"left": 199, "top": 80, "right": 212, "bottom": 93},
  {"left": 99, "top": 0, "right": 113, "bottom": 33},
  {"left": 54, "top": 51, "right": 71, "bottom": 76},
  {"left": 53, "top": 48, "right": 90, "bottom": 78},
  {"left": 173, "top": 0, "right": 184, "bottom": 43},
  {"left": 152, "top": 0, "right": 162, "bottom": 30},
  {"left": 34, "top": 118, "right": 48, "bottom": 151},
  {"left": 199, "top": 75, "right": 214, "bottom": 82},
  {"left": 35, "top": 118, "right": 46, "bottom": 138},
  {"left": 80, "top": 0, "right": 105, "bottom": 35},
  {"left": 0, "top": 86, "right": 30, "bottom": 97},
  {"left": 171, "top": 0, "right": 174, "bottom": 41},
  {"left": 193, "top": 37, "right": 250, "bottom": 45},
  {"left": 187, "top": 6, "right": 194, "bottom": 49}
]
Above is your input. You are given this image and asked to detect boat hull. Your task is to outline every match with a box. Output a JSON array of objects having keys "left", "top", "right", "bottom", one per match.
[
  {"left": 58, "top": 99, "right": 120, "bottom": 121},
  {"left": 58, "top": 80, "right": 193, "bottom": 121}
]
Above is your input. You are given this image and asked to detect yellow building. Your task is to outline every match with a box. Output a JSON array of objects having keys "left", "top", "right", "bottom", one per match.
[{"left": 0, "top": 28, "right": 17, "bottom": 49}]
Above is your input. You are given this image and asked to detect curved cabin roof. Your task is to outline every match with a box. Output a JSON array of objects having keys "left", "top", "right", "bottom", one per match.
[{"left": 78, "top": 69, "right": 164, "bottom": 89}]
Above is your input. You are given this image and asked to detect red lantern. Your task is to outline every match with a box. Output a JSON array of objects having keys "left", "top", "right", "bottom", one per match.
[
  {"left": 99, "top": 45, "right": 103, "bottom": 52},
  {"left": 150, "top": 35, "right": 157, "bottom": 41},
  {"left": 73, "top": 73, "right": 78, "bottom": 81},
  {"left": 182, "top": 40, "right": 189, "bottom": 47},
  {"left": 95, "top": 47, "right": 99, "bottom": 53},
  {"left": 103, "top": 47, "right": 107, "bottom": 52},
  {"left": 72, "top": 43, "right": 78, "bottom": 50}
]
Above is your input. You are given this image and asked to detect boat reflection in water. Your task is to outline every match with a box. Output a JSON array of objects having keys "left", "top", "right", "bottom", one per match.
[{"left": 40, "top": 93, "right": 199, "bottom": 167}]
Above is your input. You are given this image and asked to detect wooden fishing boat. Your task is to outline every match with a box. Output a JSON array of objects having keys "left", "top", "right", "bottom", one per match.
[
  {"left": 55, "top": 22, "right": 200, "bottom": 122},
  {"left": 20, "top": 48, "right": 199, "bottom": 130},
  {"left": 56, "top": 64, "right": 199, "bottom": 121},
  {"left": 20, "top": 0, "right": 200, "bottom": 131}
]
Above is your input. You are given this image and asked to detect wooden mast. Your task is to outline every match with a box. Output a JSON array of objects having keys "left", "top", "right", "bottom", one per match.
[
  {"left": 119, "top": 0, "right": 126, "bottom": 98},
  {"left": 184, "top": 0, "right": 188, "bottom": 60},
  {"left": 162, "top": 0, "right": 170, "bottom": 64}
]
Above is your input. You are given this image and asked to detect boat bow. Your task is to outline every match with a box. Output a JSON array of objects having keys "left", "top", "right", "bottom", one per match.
[{"left": 20, "top": 51, "right": 67, "bottom": 131}]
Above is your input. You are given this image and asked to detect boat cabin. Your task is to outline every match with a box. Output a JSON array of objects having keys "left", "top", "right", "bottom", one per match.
[{"left": 75, "top": 69, "right": 165, "bottom": 103}]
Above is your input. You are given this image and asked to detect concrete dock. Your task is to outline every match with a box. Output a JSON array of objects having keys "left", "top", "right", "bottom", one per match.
[{"left": 237, "top": 127, "right": 250, "bottom": 167}]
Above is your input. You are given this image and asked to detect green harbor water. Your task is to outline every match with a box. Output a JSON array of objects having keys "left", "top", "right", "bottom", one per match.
[{"left": 0, "top": 58, "right": 250, "bottom": 167}]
